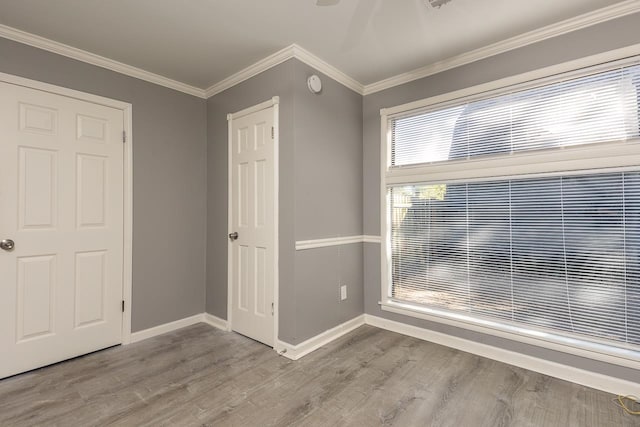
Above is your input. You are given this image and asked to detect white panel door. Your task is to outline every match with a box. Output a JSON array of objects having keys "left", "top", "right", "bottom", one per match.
[
  {"left": 0, "top": 82, "right": 124, "bottom": 379},
  {"left": 230, "top": 106, "right": 275, "bottom": 346}
]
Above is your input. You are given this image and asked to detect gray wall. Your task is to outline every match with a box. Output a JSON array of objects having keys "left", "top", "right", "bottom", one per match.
[
  {"left": 206, "top": 58, "right": 363, "bottom": 344},
  {"left": 363, "top": 12, "right": 640, "bottom": 382},
  {"left": 0, "top": 38, "right": 208, "bottom": 332},
  {"left": 292, "top": 61, "right": 363, "bottom": 342}
]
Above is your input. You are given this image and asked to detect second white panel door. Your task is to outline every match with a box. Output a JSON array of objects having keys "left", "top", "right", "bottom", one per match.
[{"left": 230, "top": 106, "right": 275, "bottom": 347}]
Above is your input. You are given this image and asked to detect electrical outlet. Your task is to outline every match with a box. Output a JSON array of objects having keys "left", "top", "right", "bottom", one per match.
[{"left": 340, "top": 285, "right": 347, "bottom": 301}]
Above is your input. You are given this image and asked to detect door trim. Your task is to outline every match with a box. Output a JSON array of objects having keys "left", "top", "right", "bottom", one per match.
[
  {"left": 226, "top": 96, "right": 281, "bottom": 353},
  {"left": 0, "top": 72, "right": 134, "bottom": 344}
]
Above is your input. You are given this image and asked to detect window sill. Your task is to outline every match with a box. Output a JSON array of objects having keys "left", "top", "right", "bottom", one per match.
[{"left": 380, "top": 299, "right": 640, "bottom": 369}]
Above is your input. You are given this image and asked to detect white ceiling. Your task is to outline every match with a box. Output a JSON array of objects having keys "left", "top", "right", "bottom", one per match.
[{"left": 0, "top": 0, "right": 629, "bottom": 90}]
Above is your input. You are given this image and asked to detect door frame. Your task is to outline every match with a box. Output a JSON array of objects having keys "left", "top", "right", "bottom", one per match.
[
  {"left": 226, "top": 96, "right": 281, "bottom": 353},
  {"left": 0, "top": 72, "right": 134, "bottom": 344}
]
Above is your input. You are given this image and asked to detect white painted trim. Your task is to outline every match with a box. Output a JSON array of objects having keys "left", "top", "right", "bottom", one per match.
[
  {"left": 378, "top": 49, "right": 640, "bottom": 369},
  {"left": 362, "top": 235, "right": 382, "bottom": 244},
  {"left": 381, "top": 46, "right": 640, "bottom": 118},
  {"left": 363, "top": 1, "right": 640, "bottom": 95},
  {"left": 0, "top": 24, "right": 206, "bottom": 99},
  {"left": 295, "top": 235, "right": 381, "bottom": 250},
  {"left": 277, "top": 315, "right": 365, "bottom": 360},
  {"left": 380, "top": 112, "right": 392, "bottom": 310},
  {"left": 385, "top": 143, "right": 640, "bottom": 186},
  {"left": 121, "top": 103, "right": 134, "bottom": 345},
  {"left": 381, "top": 301, "right": 640, "bottom": 368},
  {"left": 124, "top": 310, "right": 640, "bottom": 397},
  {"left": 365, "top": 314, "right": 640, "bottom": 397},
  {"left": 122, "top": 310, "right": 640, "bottom": 397},
  {"left": 227, "top": 110, "right": 234, "bottom": 341},
  {"left": 2, "top": 0, "right": 637, "bottom": 101},
  {"left": 227, "top": 99, "right": 281, "bottom": 353},
  {"left": 130, "top": 314, "right": 204, "bottom": 343},
  {"left": 0, "top": 71, "right": 130, "bottom": 109},
  {"left": 0, "top": 72, "right": 135, "bottom": 347},
  {"left": 227, "top": 96, "right": 280, "bottom": 121},
  {"left": 291, "top": 45, "right": 364, "bottom": 95},
  {"left": 3, "top": 0, "right": 636, "bottom": 101},
  {"left": 131, "top": 313, "right": 228, "bottom": 344},
  {"left": 296, "top": 235, "right": 363, "bottom": 250},
  {"left": 206, "top": 45, "right": 295, "bottom": 98},
  {"left": 204, "top": 1, "right": 640, "bottom": 98},
  {"left": 206, "top": 44, "right": 364, "bottom": 97},
  {"left": 273, "top": 101, "right": 282, "bottom": 355},
  {"left": 202, "top": 313, "right": 229, "bottom": 331}
]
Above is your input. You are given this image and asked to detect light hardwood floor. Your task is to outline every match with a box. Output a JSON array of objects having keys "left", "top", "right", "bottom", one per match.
[{"left": 0, "top": 323, "right": 638, "bottom": 427}]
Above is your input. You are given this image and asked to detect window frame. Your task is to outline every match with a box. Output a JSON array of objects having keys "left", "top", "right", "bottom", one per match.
[{"left": 379, "top": 45, "right": 640, "bottom": 369}]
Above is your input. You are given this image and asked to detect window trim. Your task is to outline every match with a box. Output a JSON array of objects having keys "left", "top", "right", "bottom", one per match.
[
  {"left": 381, "top": 44, "right": 640, "bottom": 120},
  {"left": 379, "top": 44, "right": 640, "bottom": 369}
]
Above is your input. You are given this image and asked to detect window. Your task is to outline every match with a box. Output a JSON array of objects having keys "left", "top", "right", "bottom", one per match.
[{"left": 381, "top": 57, "right": 640, "bottom": 366}]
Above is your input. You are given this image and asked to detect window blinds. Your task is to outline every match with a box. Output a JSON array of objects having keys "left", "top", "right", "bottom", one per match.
[
  {"left": 391, "top": 63, "right": 640, "bottom": 167},
  {"left": 385, "top": 58, "right": 640, "bottom": 357},
  {"left": 389, "top": 171, "right": 640, "bottom": 347}
]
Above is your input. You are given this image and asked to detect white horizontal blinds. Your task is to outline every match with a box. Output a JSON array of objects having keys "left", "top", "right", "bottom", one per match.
[
  {"left": 391, "top": 106, "right": 465, "bottom": 165},
  {"left": 468, "top": 181, "right": 512, "bottom": 320},
  {"left": 389, "top": 171, "right": 640, "bottom": 347},
  {"left": 626, "top": 173, "right": 640, "bottom": 344},
  {"left": 510, "top": 178, "right": 570, "bottom": 331},
  {"left": 391, "top": 63, "right": 640, "bottom": 167},
  {"left": 391, "top": 184, "right": 468, "bottom": 309}
]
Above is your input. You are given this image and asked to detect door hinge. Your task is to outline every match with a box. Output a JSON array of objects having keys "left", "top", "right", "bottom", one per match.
[
  {"left": 122, "top": 130, "right": 127, "bottom": 143},
  {"left": 271, "top": 127, "right": 274, "bottom": 139},
  {"left": 122, "top": 300, "right": 125, "bottom": 312},
  {"left": 271, "top": 302, "right": 274, "bottom": 316}
]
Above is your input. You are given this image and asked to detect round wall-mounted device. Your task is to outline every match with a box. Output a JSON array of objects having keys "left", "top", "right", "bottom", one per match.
[{"left": 307, "top": 75, "right": 322, "bottom": 94}]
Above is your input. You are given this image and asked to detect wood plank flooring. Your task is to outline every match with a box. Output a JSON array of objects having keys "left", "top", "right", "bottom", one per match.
[{"left": 0, "top": 323, "right": 637, "bottom": 427}]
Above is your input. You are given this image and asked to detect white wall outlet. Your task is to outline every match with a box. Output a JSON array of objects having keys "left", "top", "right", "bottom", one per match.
[{"left": 340, "top": 285, "right": 347, "bottom": 301}]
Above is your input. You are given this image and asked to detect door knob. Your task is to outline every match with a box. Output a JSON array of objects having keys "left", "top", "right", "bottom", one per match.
[
  {"left": 0, "top": 239, "right": 15, "bottom": 251},
  {"left": 228, "top": 232, "right": 239, "bottom": 241}
]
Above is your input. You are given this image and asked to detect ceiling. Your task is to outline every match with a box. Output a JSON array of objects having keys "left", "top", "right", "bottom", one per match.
[{"left": 0, "top": 0, "right": 631, "bottom": 91}]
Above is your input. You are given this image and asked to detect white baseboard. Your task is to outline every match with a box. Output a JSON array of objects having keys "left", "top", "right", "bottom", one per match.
[
  {"left": 127, "top": 311, "right": 637, "bottom": 397},
  {"left": 364, "top": 314, "right": 640, "bottom": 397},
  {"left": 130, "top": 314, "right": 204, "bottom": 343},
  {"left": 202, "top": 313, "right": 229, "bottom": 331},
  {"left": 129, "top": 312, "right": 228, "bottom": 343},
  {"left": 278, "top": 314, "right": 366, "bottom": 360}
]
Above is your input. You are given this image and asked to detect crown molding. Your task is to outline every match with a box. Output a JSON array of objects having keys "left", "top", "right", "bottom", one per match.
[
  {"left": 291, "top": 44, "right": 364, "bottom": 94},
  {"left": 205, "top": 45, "right": 296, "bottom": 98},
  {"left": 363, "top": 0, "right": 640, "bottom": 95},
  {"left": 2, "top": 0, "right": 637, "bottom": 101},
  {"left": 206, "top": 1, "right": 640, "bottom": 98},
  {"left": 205, "top": 44, "right": 364, "bottom": 97},
  {"left": 0, "top": 24, "right": 207, "bottom": 98}
]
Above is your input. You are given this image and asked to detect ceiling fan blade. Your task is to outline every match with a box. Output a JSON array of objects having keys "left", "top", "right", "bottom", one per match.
[
  {"left": 428, "top": 0, "right": 453, "bottom": 8},
  {"left": 316, "top": 0, "right": 340, "bottom": 6}
]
